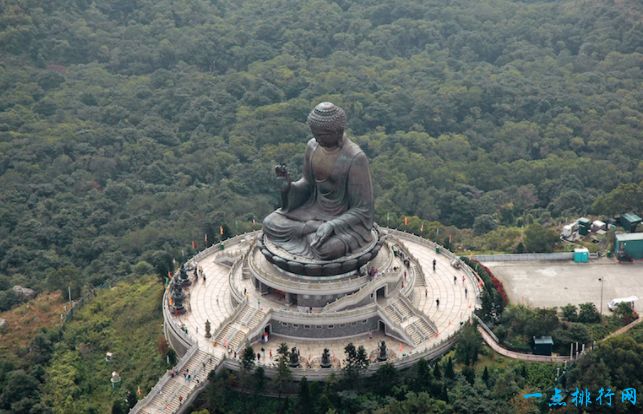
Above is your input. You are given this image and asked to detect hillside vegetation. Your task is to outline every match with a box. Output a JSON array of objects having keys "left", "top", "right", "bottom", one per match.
[
  {"left": 41, "top": 276, "right": 165, "bottom": 413},
  {"left": 0, "top": 292, "right": 66, "bottom": 355},
  {"left": 0, "top": 0, "right": 641, "bottom": 294}
]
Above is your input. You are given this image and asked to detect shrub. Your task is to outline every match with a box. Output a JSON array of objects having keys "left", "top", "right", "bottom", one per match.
[
  {"left": 561, "top": 304, "right": 578, "bottom": 322},
  {"left": 613, "top": 302, "right": 638, "bottom": 325},
  {"left": 578, "top": 303, "right": 601, "bottom": 323}
]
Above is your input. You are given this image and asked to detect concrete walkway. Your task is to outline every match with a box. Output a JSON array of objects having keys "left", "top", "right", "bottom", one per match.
[
  {"left": 601, "top": 316, "right": 643, "bottom": 342},
  {"left": 477, "top": 326, "right": 570, "bottom": 363},
  {"left": 478, "top": 316, "right": 642, "bottom": 365}
]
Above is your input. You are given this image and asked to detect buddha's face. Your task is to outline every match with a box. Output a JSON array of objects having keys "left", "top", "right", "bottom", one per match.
[{"left": 312, "top": 127, "right": 343, "bottom": 149}]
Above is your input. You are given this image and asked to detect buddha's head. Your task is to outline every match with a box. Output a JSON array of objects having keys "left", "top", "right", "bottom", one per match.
[{"left": 307, "top": 102, "right": 346, "bottom": 149}]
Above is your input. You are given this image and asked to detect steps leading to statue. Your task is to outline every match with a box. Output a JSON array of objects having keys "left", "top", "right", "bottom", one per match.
[
  {"left": 383, "top": 297, "right": 437, "bottom": 346},
  {"left": 142, "top": 350, "right": 221, "bottom": 413},
  {"left": 214, "top": 304, "right": 267, "bottom": 351}
]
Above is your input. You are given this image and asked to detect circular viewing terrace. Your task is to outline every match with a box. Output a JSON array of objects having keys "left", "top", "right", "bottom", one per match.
[
  {"left": 135, "top": 228, "right": 483, "bottom": 413},
  {"left": 161, "top": 228, "right": 482, "bottom": 372}
]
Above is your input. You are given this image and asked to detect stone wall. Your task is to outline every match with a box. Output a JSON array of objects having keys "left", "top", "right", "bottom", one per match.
[
  {"left": 270, "top": 315, "right": 380, "bottom": 339},
  {"left": 164, "top": 319, "right": 191, "bottom": 357},
  {"left": 295, "top": 292, "right": 346, "bottom": 308}
]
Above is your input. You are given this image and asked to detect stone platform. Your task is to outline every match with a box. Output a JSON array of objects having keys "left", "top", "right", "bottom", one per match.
[
  {"left": 134, "top": 229, "right": 481, "bottom": 413},
  {"left": 166, "top": 229, "right": 480, "bottom": 363},
  {"left": 258, "top": 227, "right": 384, "bottom": 276}
]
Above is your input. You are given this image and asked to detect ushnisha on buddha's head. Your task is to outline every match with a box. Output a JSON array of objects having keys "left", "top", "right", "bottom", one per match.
[{"left": 307, "top": 102, "right": 346, "bottom": 149}]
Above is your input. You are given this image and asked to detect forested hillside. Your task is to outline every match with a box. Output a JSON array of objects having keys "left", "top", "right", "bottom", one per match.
[{"left": 0, "top": 0, "right": 641, "bottom": 294}]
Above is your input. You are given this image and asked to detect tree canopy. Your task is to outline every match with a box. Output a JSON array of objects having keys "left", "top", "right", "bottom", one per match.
[{"left": 0, "top": 0, "right": 641, "bottom": 293}]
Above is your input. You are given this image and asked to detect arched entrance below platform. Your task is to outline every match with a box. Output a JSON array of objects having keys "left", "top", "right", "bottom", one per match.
[
  {"left": 378, "top": 320, "right": 386, "bottom": 332},
  {"left": 376, "top": 286, "right": 386, "bottom": 299},
  {"left": 261, "top": 324, "right": 271, "bottom": 343}
]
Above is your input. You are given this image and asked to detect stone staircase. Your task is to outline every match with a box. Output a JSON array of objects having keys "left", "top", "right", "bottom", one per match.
[
  {"left": 214, "top": 252, "right": 242, "bottom": 267},
  {"left": 214, "top": 304, "right": 267, "bottom": 351},
  {"left": 414, "top": 264, "right": 426, "bottom": 287},
  {"left": 137, "top": 350, "right": 220, "bottom": 414},
  {"left": 385, "top": 299, "right": 413, "bottom": 324},
  {"left": 384, "top": 297, "right": 436, "bottom": 346}
]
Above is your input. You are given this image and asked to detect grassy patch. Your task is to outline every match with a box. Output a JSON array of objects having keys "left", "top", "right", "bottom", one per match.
[
  {"left": 0, "top": 291, "right": 66, "bottom": 357},
  {"left": 42, "top": 276, "right": 166, "bottom": 413}
]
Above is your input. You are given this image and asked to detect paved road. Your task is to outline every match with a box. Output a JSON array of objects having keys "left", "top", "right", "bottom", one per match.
[{"left": 483, "top": 259, "right": 643, "bottom": 313}]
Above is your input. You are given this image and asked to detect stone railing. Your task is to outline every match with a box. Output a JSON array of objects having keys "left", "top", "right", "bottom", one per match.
[
  {"left": 247, "top": 311, "right": 275, "bottom": 344},
  {"left": 388, "top": 236, "right": 421, "bottom": 297},
  {"left": 386, "top": 333, "right": 458, "bottom": 370},
  {"left": 472, "top": 313, "right": 499, "bottom": 343},
  {"left": 191, "top": 231, "right": 259, "bottom": 263},
  {"left": 375, "top": 304, "right": 414, "bottom": 345},
  {"left": 399, "top": 294, "right": 438, "bottom": 335},
  {"left": 228, "top": 258, "right": 245, "bottom": 306},
  {"left": 372, "top": 240, "right": 395, "bottom": 273},
  {"left": 174, "top": 356, "right": 228, "bottom": 414},
  {"left": 220, "top": 332, "right": 458, "bottom": 381},
  {"left": 400, "top": 261, "right": 417, "bottom": 298},
  {"left": 162, "top": 232, "right": 257, "bottom": 353},
  {"left": 273, "top": 303, "right": 378, "bottom": 325},
  {"left": 215, "top": 296, "right": 250, "bottom": 342},
  {"left": 162, "top": 287, "right": 195, "bottom": 355},
  {"left": 477, "top": 326, "right": 571, "bottom": 363},
  {"left": 473, "top": 252, "right": 574, "bottom": 262},
  {"left": 323, "top": 270, "right": 400, "bottom": 312}
]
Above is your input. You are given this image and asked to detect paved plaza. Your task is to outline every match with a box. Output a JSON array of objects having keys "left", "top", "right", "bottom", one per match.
[
  {"left": 484, "top": 259, "right": 643, "bottom": 312},
  {"left": 135, "top": 232, "right": 479, "bottom": 413},
  {"left": 177, "top": 232, "right": 478, "bottom": 361}
]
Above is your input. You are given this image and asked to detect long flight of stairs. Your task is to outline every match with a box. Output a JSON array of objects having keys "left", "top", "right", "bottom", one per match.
[{"left": 138, "top": 350, "right": 220, "bottom": 414}]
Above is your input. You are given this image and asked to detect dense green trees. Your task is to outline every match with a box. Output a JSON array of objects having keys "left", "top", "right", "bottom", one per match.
[
  {"left": 40, "top": 277, "right": 165, "bottom": 413},
  {"left": 0, "top": 0, "right": 641, "bottom": 297},
  {"left": 523, "top": 224, "right": 560, "bottom": 253},
  {"left": 197, "top": 350, "right": 581, "bottom": 413},
  {"left": 455, "top": 323, "right": 482, "bottom": 366},
  {"left": 566, "top": 331, "right": 643, "bottom": 409},
  {"left": 0, "top": 0, "right": 641, "bottom": 410},
  {"left": 0, "top": 327, "right": 61, "bottom": 413}
]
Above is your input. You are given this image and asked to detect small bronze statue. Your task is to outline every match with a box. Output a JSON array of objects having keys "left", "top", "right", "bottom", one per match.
[
  {"left": 320, "top": 348, "right": 332, "bottom": 368},
  {"left": 289, "top": 346, "right": 300, "bottom": 368},
  {"left": 170, "top": 279, "right": 185, "bottom": 315},
  {"left": 377, "top": 340, "right": 388, "bottom": 362},
  {"left": 177, "top": 264, "right": 191, "bottom": 287}
]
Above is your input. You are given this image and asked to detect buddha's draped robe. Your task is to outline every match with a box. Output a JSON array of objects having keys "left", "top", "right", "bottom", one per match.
[{"left": 263, "top": 136, "right": 374, "bottom": 260}]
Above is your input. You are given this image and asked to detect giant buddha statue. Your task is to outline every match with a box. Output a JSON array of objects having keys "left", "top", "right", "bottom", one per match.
[{"left": 262, "top": 102, "right": 376, "bottom": 263}]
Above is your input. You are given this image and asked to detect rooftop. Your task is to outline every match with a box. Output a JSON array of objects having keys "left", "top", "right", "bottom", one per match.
[
  {"left": 622, "top": 213, "right": 642, "bottom": 223},
  {"left": 615, "top": 233, "right": 643, "bottom": 242},
  {"left": 533, "top": 336, "right": 553, "bottom": 345}
]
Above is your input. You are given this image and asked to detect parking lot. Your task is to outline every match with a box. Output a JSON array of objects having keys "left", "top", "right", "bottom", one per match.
[{"left": 483, "top": 258, "right": 643, "bottom": 313}]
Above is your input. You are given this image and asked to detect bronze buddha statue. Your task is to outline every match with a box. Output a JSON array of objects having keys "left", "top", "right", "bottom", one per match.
[{"left": 262, "top": 102, "right": 375, "bottom": 261}]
